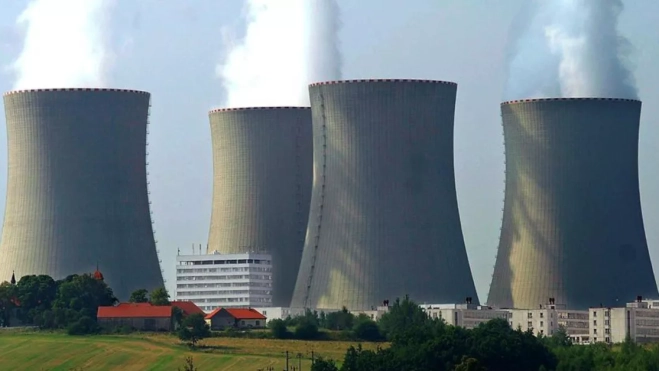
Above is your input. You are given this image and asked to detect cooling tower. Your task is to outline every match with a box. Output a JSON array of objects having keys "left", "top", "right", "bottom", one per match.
[
  {"left": 488, "top": 98, "right": 658, "bottom": 310},
  {"left": 291, "top": 79, "right": 479, "bottom": 311},
  {"left": 0, "top": 88, "right": 164, "bottom": 300},
  {"left": 207, "top": 107, "right": 312, "bottom": 307}
]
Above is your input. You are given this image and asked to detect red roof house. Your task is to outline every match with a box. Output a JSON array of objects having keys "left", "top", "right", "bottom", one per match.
[
  {"left": 97, "top": 303, "right": 173, "bottom": 331},
  {"left": 205, "top": 308, "right": 266, "bottom": 330},
  {"left": 171, "top": 301, "right": 205, "bottom": 316}
]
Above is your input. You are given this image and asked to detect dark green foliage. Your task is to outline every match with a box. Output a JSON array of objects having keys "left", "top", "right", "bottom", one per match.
[
  {"left": 129, "top": 289, "right": 149, "bottom": 303},
  {"left": 268, "top": 318, "right": 290, "bottom": 339},
  {"left": 178, "top": 313, "right": 210, "bottom": 347},
  {"left": 149, "top": 287, "right": 170, "bottom": 306},
  {"left": 324, "top": 307, "right": 354, "bottom": 330},
  {"left": 0, "top": 282, "right": 18, "bottom": 327},
  {"left": 352, "top": 315, "right": 381, "bottom": 341},
  {"left": 377, "top": 295, "right": 432, "bottom": 342},
  {"left": 66, "top": 316, "right": 98, "bottom": 335},
  {"left": 15, "top": 275, "right": 58, "bottom": 323},
  {"left": 172, "top": 306, "right": 184, "bottom": 329},
  {"left": 311, "top": 357, "right": 339, "bottom": 371},
  {"left": 294, "top": 318, "right": 320, "bottom": 340}
]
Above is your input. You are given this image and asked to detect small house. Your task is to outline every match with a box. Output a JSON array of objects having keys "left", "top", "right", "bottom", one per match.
[
  {"left": 205, "top": 308, "right": 266, "bottom": 330},
  {"left": 97, "top": 303, "right": 173, "bottom": 331}
]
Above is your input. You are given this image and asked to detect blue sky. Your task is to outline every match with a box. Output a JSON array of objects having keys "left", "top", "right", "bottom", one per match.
[{"left": 1, "top": 1, "right": 658, "bottom": 302}]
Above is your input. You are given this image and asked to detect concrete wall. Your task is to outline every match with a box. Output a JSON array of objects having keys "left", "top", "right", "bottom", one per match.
[
  {"left": 488, "top": 98, "right": 658, "bottom": 310},
  {"left": 291, "top": 80, "right": 479, "bottom": 311},
  {"left": 0, "top": 89, "right": 164, "bottom": 300},
  {"left": 207, "top": 108, "right": 312, "bottom": 307}
]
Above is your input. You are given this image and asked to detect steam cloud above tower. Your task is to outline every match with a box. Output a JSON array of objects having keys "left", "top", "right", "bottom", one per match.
[
  {"left": 11, "top": 0, "right": 114, "bottom": 89},
  {"left": 218, "top": 0, "right": 342, "bottom": 106},
  {"left": 505, "top": 0, "right": 637, "bottom": 100}
]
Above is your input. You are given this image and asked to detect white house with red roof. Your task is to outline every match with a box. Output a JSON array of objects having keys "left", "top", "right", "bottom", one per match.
[{"left": 204, "top": 307, "right": 266, "bottom": 330}]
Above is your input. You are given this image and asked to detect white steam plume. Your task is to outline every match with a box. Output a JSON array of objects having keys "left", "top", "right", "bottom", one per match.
[
  {"left": 11, "top": 0, "right": 114, "bottom": 90},
  {"left": 505, "top": 0, "right": 637, "bottom": 100},
  {"left": 218, "top": 0, "right": 342, "bottom": 107}
]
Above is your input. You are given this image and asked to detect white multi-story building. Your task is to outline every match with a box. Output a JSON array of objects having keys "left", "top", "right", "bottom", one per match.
[
  {"left": 590, "top": 297, "right": 659, "bottom": 344},
  {"left": 175, "top": 252, "right": 273, "bottom": 312},
  {"left": 420, "top": 303, "right": 511, "bottom": 329},
  {"left": 508, "top": 301, "right": 590, "bottom": 343}
]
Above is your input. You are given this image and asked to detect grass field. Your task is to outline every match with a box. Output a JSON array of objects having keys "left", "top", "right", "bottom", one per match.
[{"left": 0, "top": 330, "right": 381, "bottom": 371}]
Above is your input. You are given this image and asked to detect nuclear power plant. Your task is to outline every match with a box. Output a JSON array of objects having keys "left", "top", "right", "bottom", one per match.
[
  {"left": 207, "top": 107, "right": 312, "bottom": 307},
  {"left": 290, "top": 79, "right": 479, "bottom": 311},
  {"left": 0, "top": 88, "right": 164, "bottom": 300},
  {"left": 487, "top": 98, "right": 658, "bottom": 310}
]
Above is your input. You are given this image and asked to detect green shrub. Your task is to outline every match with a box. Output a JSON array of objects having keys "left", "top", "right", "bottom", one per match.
[
  {"left": 66, "top": 316, "right": 98, "bottom": 335},
  {"left": 294, "top": 319, "right": 319, "bottom": 340},
  {"left": 269, "top": 319, "right": 290, "bottom": 339}
]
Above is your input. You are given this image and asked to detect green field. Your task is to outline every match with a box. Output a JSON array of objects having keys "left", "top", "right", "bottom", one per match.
[{"left": 0, "top": 330, "right": 378, "bottom": 371}]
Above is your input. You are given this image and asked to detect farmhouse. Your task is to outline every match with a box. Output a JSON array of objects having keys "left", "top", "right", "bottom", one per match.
[
  {"left": 97, "top": 303, "right": 173, "bottom": 331},
  {"left": 205, "top": 308, "right": 266, "bottom": 330}
]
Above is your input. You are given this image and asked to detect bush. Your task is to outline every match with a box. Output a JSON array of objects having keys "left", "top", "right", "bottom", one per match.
[
  {"left": 311, "top": 357, "right": 339, "bottom": 371},
  {"left": 67, "top": 316, "right": 98, "bottom": 335},
  {"left": 353, "top": 319, "right": 382, "bottom": 341},
  {"left": 269, "top": 319, "right": 290, "bottom": 339},
  {"left": 295, "top": 319, "right": 319, "bottom": 340}
]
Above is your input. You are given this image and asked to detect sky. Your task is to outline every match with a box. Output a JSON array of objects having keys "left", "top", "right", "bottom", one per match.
[{"left": 1, "top": 0, "right": 658, "bottom": 303}]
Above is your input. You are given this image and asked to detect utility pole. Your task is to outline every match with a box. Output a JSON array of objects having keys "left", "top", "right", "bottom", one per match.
[{"left": 286, "top": 350, "right": 289, "bottom": 371}]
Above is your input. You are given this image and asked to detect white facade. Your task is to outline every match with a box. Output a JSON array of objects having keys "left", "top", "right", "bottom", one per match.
[
  {"left": 175, "top": 252, "right": 273, "bottom": 312},
  {"left": 590, "top": 299, "right": 659, "bottom": 344},
  {"left": 508, "top": 305, "right": 590, "bottom": 343},
  {"left": 421, "top": 303, "right": 511, "bottom": 329},
  {"left": 254, "top": 307, "right": 345, "bottom": 324}
]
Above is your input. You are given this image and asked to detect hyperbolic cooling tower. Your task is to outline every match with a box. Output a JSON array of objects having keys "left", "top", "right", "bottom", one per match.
[
  {"left": 0, "top": 88, "right": 164, "bottom": 300},
  {"left": 207, "top": 107, "right": 312, "bottom": 307},
  {"left": 488, "top": 98, "right": 658, "bottom": 310},
  {"left": 291, "top": 79, "right": 479, "bottom": 311}
]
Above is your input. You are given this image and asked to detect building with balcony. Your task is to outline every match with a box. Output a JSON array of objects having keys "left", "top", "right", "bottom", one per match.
[{"left": 175, "top": 252, "right": 272, "bottom": 312}]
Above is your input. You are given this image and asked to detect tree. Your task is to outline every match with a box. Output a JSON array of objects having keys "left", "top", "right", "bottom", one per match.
[
  {"left": 67, "top": 316, "right": 99, "bottom": 335},
  {"left": 311, "top": 357, "right": 339, "bottom": 371},
  {"left": 15, "top": 275, "right": 58, "bottom": 324},
  {"left": 150, "top": 287, "right": 170, "bottom": 306},
  {"left": 325, "top": 307, "right": 354, "bottom": 330},
  {"left": 129, "top": 289, "right": 149, "bottom": 303},
  {"left": 352, "top": 315, "right": 381, "bottom": 341},
  {"left": 52, "top": 273, "right": 117, "bottom": 325},
  {"left": 178, "top": 356, "right": 197, "bottom": 371},
  {"left": 455, "top": 356, "right": 486, "bottom": 371},
  {"left": 378, "top": 295, "right": 431, "bottom": 342},
  {"left": 294, "top": 317, "right": 319, "bottom": 340},
  {"left": 0, "top": 282, "right": 18, "bottom": 327},
  {"left": 178, "top": 313, "right": 210, "bottom": 347},
  {"left": 268, "top": 318, "right": 289, "bottom": 339}
]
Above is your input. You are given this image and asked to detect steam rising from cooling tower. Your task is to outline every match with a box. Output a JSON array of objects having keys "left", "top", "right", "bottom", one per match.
[
  {"left": 218, "top": 0, "right": 342, "bottom": 106},
  {"left": 11, "top": 0, "right": 114, "bottom": 89},
  {"left": 505, "top": 0, "right": 637, "bottom": 100}
]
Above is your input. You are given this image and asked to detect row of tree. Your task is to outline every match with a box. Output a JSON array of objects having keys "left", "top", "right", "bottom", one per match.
[
  {"left": 267, "top": 307, "right": 381, "bottom": 341},
  {"left": 310, "top": 297, "right": 659, "bottom": 371},
  {"left": 0, "top": 273, "right": 173, "bottom": 335}
]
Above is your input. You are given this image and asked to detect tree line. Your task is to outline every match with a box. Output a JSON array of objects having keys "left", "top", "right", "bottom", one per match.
[
  {"left": 0, "top": 273, "right": 174, "bottom": 335},
  {"left": 267, "top": 307, "right": 382, "bottom": 342},
  {"left": 310, "top": 297, "right": 659, "bottom": 371}
]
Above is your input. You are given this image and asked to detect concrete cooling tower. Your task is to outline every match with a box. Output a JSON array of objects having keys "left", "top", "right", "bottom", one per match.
[
  {"left": 0, "top": 88, "right": 164, "bottom": 300},
  {"left": 207, "top": 107, "right": 312, "bottom": 307},
  {"left": 488, "top": 98, "right": 658, "bottom": 310},
  {"left": 291, "top": 79, "right": 479, "bottom": 311}
]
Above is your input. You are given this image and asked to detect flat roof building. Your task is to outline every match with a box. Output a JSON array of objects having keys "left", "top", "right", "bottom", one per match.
[
  {"left": 175, "top": 252, "right": 272, "bottom": 312},
  {"left": 508, "top": 300, "right": 590, "bottom": 343},
  {"left": 590, "top": 297, "right": 659, "bottom": 344}
]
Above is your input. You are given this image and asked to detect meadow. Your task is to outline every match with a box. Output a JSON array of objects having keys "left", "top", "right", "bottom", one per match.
[{"left": 0, "top": 330, "right": 379, "bottom": 370}]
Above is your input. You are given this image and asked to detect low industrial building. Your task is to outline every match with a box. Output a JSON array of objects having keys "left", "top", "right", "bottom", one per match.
[
  {"left": 97, "top": 303, "right": 173, "bottom": 331},
  {"left": 507, "top": 299, "right": 590, "bottom": 343},
  {"left": 204, "top": 308, "right": 267, "bottom": 330},
  {"left": 175, "top": 252, "right": 273, "bottom": 312},
  {"left": 421, "top": 301, "right": 511, "bottom": 329},
  {"left": 590, "top": 297, "right": 659, "bottom": 344}
]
